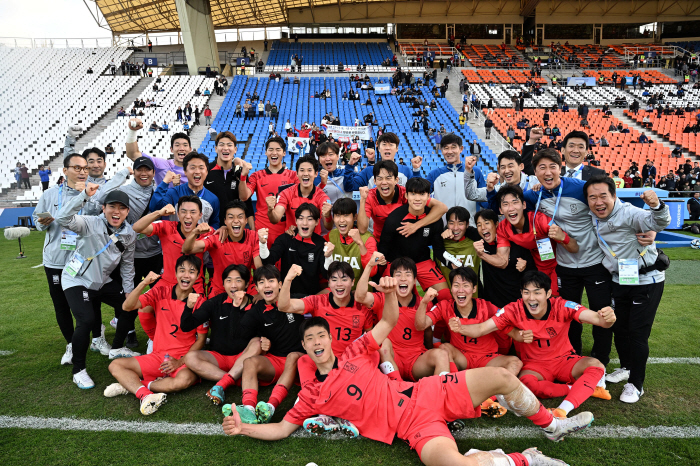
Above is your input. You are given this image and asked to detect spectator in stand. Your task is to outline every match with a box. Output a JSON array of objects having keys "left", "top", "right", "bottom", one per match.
[
  {"left": 105, "top": 143, "right": 115, "bottom": 155},
  {"left": 623, "top": 170, "right": 633, "bottom": 188},
  {"left": 632, "top": 172, "right": 644, "bottom": 187},
  {"left": 204, "top": 105, "right": 212, "bottom": 126},
  {"left": 39, "top": 165, "right": 52, "bottom": 191},
  {"left": 19, "top": 163, "right": 30, "bottom": 189},
  {"left": 638, "top": 133, "right": 650, "bottom": 144}
]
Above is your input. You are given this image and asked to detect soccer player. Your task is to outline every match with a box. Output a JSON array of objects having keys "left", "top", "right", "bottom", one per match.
[
  {"left": 268, "top": 155, "right": 332, "bottom": 235},
  {"left": 239, "top": 136, "right": 299, "bottom": 245},
  {"left": 126, "top": 118, "right": 193, "bottom": 185},
  {"left": 458, "top": 271, "right": 614, "bottom": 419},
  {"left": 355, "top": 256, "right": 454, "bottom": 381},
  {"left": 105, "top": 257, "right": 208, "bottom": 415},
  {"left": 180, "top": 264, "right": 263, "bottom": 406},
  {"left": 434, "top": 206, "right": 483, "bottom": 290},
  {"left": 324, "top": 197, "right": 377, "bottom": 289},
  {"left": 315, "top": 141, "right": 353, "bottom": 203},
  {"left": 133, "top": 196, "right": 213, "bottom": 294},
  {"left": 259, "top": 203, "right": 327, "bottom": 297},
  {"left": 222, "top": 277, "right": 594, "bottom": 466},
  {"left": 494, "top": 185, "right": 579, "bottom": 297},
  {"left": 150, "top": 152, "right": 220, "bottom": 229},
  {"left": 465, "top": 150, "right": 537, "bottom": 212},
  {"left": 343, "top": 132, "right": 421, "bottom": 189},
  {"left": 182, "top": 200, "right": 262, "bottom": 297},
  {"left": 585, "top": 176, "right": 670, "bottom": 403}
]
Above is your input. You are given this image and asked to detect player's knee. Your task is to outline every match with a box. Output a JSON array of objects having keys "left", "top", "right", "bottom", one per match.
[
  {"left": 285, "top": 352, "right": 302, "bottom": 366},
  {"left": 589, "top": 358, "right": 605, "bottom": 370},
  {"left": 172, "top": 372, "right": 196, "bottom": 391},
  {"left": 242, "top": 356, "right": 260, "bottom": 374},
  {"left": 434, "top": 346, "right": 450, "bottom": 364},
  {"left": 491, "top": 366, "right": 516, "bottom": 389},
  {"left": 182, "top": 351, "right": 200, "bottom": 368},
  {"left": 108, "top": 359, "right": 121, "bottom": 376}
]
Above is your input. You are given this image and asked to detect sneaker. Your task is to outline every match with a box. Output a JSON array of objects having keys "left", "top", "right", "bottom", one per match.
[
  {"left": 335, "top": 417, "right": 360, "bottom": 438},
  {"left": 522, "top": 447, "right": 570, "bottom": 466},
  {"left": 72, "top": 369, "right": 95, "bottom": 389},
  {"left": 236, "top": 404, "right": 259, "bottom": 424},
  {"left": 61, "top": 343, "right": 73, "bottom": 365},
  {"left": 255, "top": 401, "right": 275, "bottom": 423},
  {"left": 126, "top": 332, "right": 139, "bottom": 349},
  {"left": 620, "top": 383, "right": 644, "bottom": 403},
  {"left": 592, "top": 386, "right": 612, "bottom": 400},
  {"left": 109, "top": 317, "right": 118, "bottom": 329},
  {"left": 480, "top": 398, "right": 507, "bottom": 418},
  {"left": 447, "top": 419, "right": 466, "bottom": 432},
  {"left": 222, "top": 404, "right": 234, "bottom": 417},
  {"left": 544, "top": 411, "right": 594, "bottom": 442},
  {"left": 146, "top": 338, "right": 153, "bottom": 355},
  {"left": 605, "top": 367, "right": 630, "bottom": 384},
  {"left": 90, "top": 336, "right": 112, "bottom": 356},
  {"left": 547, "top": 407, "right": 567, "bottom": 420},
  {"left": 108, "top": 347, "right": 141, "bottom": 360},
  {"left": 140, "top": 393, "right": 167, "bottom": 415},
  {"left": 104, "top": 382, "right": 129, "bottom": 397},
  {"left": 207, "top": 385, "right": 225, "bottom": 406},
  {"left": 303, "top": 415, "right": 340, "bottom": 435}
]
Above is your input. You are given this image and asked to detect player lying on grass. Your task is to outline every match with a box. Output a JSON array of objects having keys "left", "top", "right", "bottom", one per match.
[
  {"left": 222, "top": 275, "right": 594, "bottom": 466},
  {"left": 454, "top": 270, "right": 614, "bottom": 419},
  {"left": 179, "top": 264, "right": 262, "bottom": 406},
  {"left": 105, "top": 256, "right": 208, "bottom": 415}
]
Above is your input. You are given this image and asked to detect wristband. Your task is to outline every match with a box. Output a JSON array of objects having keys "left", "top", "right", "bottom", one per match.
[
  {"left": 126, "top": 129, "right": 138, "bottom": 144},
  {"left": 562, "top": 234, "right": 570, "bottom": 245},
  {"left": 324, "top": 255, "right": 333, "bottom": 270},
  {"left": 443, "top": 251, "right": 462, "bottom": 267},
  {"left": 240, "top": 175, "right": 247, "bottom": 182},
  {"left": 258, "top": 241, "right": 269, "bottom": 259}
]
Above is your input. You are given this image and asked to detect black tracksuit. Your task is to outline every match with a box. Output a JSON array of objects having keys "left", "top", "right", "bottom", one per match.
[
  {"left": 238, "top": 301, "right": 304, "bottom": 356},
  {"left": 263, "top": 233, "right": 327, "bottom": 296}
]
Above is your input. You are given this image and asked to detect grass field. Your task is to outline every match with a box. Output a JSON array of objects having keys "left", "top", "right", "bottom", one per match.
[{"left": 1, "top": 231, "right": 700, "bottom": 465}]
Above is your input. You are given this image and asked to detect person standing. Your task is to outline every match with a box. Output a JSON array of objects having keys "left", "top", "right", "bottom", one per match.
[
  {"left": 39, "top": 165, "right": 52, "bottom": 191},
  {"left": 19, "top": 163, "right": 30, "bottom": 189},
  {"left": 204, "top": 105, "right": 212, "bottom": 126}
]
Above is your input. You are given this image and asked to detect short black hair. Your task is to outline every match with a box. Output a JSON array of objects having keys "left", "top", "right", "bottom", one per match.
[
  {"left": 521, "top": 270, "right": 551, "bottom": 292},
  {"left": 390, "top": 257, "right": 417, "bottom": 278},
  {"left": 177, "top": 195, "right": 203, "bottom": 212},
  {"left": 474, "top": 209, "right": 498, "bottom": 225},
  {"left": 328, "top": 261, "right": 355, "bottom": 280},
  {"left": 498, "top": 150, "right": 522, "bottom": 166},
  {"left": 265, "top": 136, "right": 286, "bottom": 151},
  {"left": 175, "top": 254, "right": 202, "bottom": 273},
  {"left": 376, "top": 132, "right": 400, "bottom": 148},
  {"left": 332, "top": 197, "right": 357, "bottom": 216},
  {"left": 449, "top": 267, "right": 478, "bottom": 287},
  {"left": 171, "top": 132, "right": 191, "bottom": 148},
  {"left": 82, "top": 147, "right": 106, "bottom": 161},
  {"left": 64, "top": 153, "right": 86, "bottom": 168},
  {"left": 405, "top": 177, "right": 431, "bottom": 195},
  {"left": 296, "top": 155, "right": 320, "bottom": 172},
  {"left": 440, "top": 133, "right": 463, "bottom": 148},
  {"left": 563, "top": 130, "right": 590, "bottom": 150},
  {"left": 532, "top": 148, "right": 562, "bottom": 168},
  {"left": 225, "top": 199, "right": 248, "bottom": 215},
  {"left": 316, "top": 142, "right": 340, "bottom": 158},
  {"left": 254, "top": 264, "right": 281, "bottom": 284},
  {"left": 295, "top": 202, "right": 320, "bottom": 221},
  {"left": 447, "top": 206, "right": 470, "bottom": 224},
  {"left": 373, "top": 160, "right": 398, "bottom": 179},
  {"left": 583, "top": 175, "right": 616, "bottom": 198},
  {"left": 222, "top": 263, "right": 251, "bottom": 287},
  {"left": 183, "top": 152, "right": 210, "bottom": 171},
  {"left": 495, "top": 184, "right": 525, "bottom": 207},
  {"left": 300, "top": 316, "right": 331, "bottom": 341}
]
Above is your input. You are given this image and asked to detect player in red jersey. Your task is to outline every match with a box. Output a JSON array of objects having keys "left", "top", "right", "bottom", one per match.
[
  {"left": 182, "top": 200, "right": 262, "bottom": 296},
  {"left": 132, "top": 196, "right": 213, "bottom": 294},
  {"left": 356, "top": 255, "right": 455, "bottom": 382},
  {"left": 238, "top": 136, "right": 299, "bottom": 245},
  {"left": 105, "top": 256, "right": 208, "bottom": 415},
  {"left": 222, "top": 275, "right": 595, "bottom": 465},
  {"left": 268, "top": 155, "right": 333, "bottom": 235},
  {"left": 493, "top": 185, "right": 579, "bottom": 297},
  {"left": 357, "top": 160, "right": 447, "bottom": 242},
  {"left": 457, "top": 270, "right": 614, "bottom": 419}
]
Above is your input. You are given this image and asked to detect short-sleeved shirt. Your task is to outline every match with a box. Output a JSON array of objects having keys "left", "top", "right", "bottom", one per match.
[
  {"left": 138, "top": 285, "right": 208, "bottom": 358},
  {"left": 369, "top": 292, "right": 425, "bottom": 359},
  {"left": 141, "top": 152, "right": 186, "bottom": 186},
  {"left": 496, "top": 211, "right": 560, "bottom": 272},
  {"left": 149, "top": 220, "right": 212, "bottom": 291},
  {"left": 247, "top": 168, "right": 299, "bottom": 244},
  {"left": 301, "top": 294, "right": 374, "bottom": 355},
  {"left": 426, "top": 299, "right": 500, "bottom": 356},
  {"left": 202, "top": 229, "right": 259, "bottom": 296},
  {"left": 364, "top": 185, "right": 406, "bottom": 241},
  {"left": 276, "top": 184, "right": 330, "bottom": 235},
  {"left": 492, "top": 297, "right": 585, "bottom": 362}
]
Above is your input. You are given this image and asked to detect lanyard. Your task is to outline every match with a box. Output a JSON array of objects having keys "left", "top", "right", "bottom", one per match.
[
  {"left": 565, "top": 165, "right": 583, "bottom": 178},
  {"left": 87, "top": 233, "right": 119, "bottom": 261},
  {"left": 533, "top": 184, "right": 562, "bottom": 237},
  {"left": 596, "top": 220, "right": 648, "bottom": 259},
  {"left": 58, "top": 185, "right": 83, "bottom": 216}
]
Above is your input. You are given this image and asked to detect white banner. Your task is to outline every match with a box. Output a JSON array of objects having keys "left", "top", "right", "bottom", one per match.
[
  {"left": 288, "top": 137, "right": 310, "bottom": 154},
  {"left": 323, "top": 124, "right": 372, "bottom": 141}
]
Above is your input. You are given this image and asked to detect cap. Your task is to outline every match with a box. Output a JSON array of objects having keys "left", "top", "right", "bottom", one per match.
[
  {"left": 103, "top": 190, "right": 130, "bottom": 208},
  {"left": 133, "top": 156, "right": 154, "bottom": 170}
]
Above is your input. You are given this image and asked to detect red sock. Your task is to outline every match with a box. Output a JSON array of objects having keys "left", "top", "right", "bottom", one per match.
[
  {"left": 507, "top": 452, "right": 529, "bottom": 466},
  {"left": 241, "top": 389, "right": 258, "bottom": 407},
  {"left": 138, "top": 311, "right": 156, "bottom": 341},
  {"left": 565, "top": 366, "right": 604, "bottom": 409},
  {"left": 268, "top": 385, "right": 289, "bottom": 409},
  {"left": 436, "top": 288, "right": 452, "bottom": 302},
  {"left": 526, "top": 403, "right": 554, "bottom": 429},
  {"left": 386, "top": 370, "right": 401, "bottom": 381},
  {"left": 520, "top": 374, "right": 570, "bottom": 399},
  {"left": 449, "top": 362, "right": 458, "bottom": 373},
  {"left": 490, "top": 396, "right": 497, "bottom": 402},
  {"left": 135, "top": 386, "right": 153, "bottom": 401},
  {"left": 216, "top": 374, "right": 236, "bottom": 390}
]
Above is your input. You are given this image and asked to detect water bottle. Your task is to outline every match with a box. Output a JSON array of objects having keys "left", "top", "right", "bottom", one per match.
[{"left": 162, "top": 353, "right": 172, "bottom": 377}]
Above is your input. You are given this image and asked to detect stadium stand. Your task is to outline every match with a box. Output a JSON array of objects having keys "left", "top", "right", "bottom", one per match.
[
  {"left": 625, "top": 109, "right": 700, "bottom": 156},
  {"left": 583, "top": 69, "right": 678, "bottom": 84},
  {"left": 461, "top": 69, "right": 547, "bottom": 85},
  {"left": 468, "top": 82, "right": 630, "bottom": 108},
  {"left": 626, "top": 84, "right": 700, "bottom": 107},
  {"left": 265, "top": 41, "right": 393, "bottom": 70}
]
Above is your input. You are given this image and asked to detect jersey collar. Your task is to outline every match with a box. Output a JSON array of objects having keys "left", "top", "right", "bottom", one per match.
[
  {"left": 509, "top": 213, "right": 530, "bottom": 235},
  {"left": 265, "top": 167, "right": 286, "bottom": 176},
  {"left": 223, "top": 293, "right": 252, "bottom": 306},
  {"left": 294, "top": 234, "right": 315, "bottom": 244},
  {"left": 297, "top": 183, "right": 316, "bottom": 199},
  {"left": 171, "top": 285, "right": 189, "bottom": 302},
  {"left": 329, "top": 294, "right": 354, "bottom": 309},
  {"left": 262, "top": 303, "right": 277, "bottom": 312},
  {"left": 522, "top": 299, "right": 552, "bottom": 320},
  {"left": 453, "top": 299, "right": 477, "bottom": 319},
  {"left": 400, "top": 293, "right": 418, "bottom": 309},
  {"left": 315, "top": 357, "right": 339, "bottom": 382},
  {"left": 403, "top": 210, "right": 427, "bottom": 222},
  {"left": 376, "top": 186, "right": 400, "bottom": 206}
]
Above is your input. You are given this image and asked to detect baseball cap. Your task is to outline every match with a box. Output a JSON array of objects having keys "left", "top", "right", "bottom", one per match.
[
  {"left": 133, "top": 156, "right": 154, "bottom": 170},
  {"left": 103, "top": 190, "right": 130, "bottom": 208}
]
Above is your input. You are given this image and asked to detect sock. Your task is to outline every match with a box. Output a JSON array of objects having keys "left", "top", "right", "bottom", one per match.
[
  {"left": 520, "top": 374, "right": 571, "bottom": 399},
  {"left": 439, "top": 371, "right": 449, "bottom": 377},
  {"left": 564, "top": 366, "right": 604, "bottom": 409},
  {"left": 386, "top": 370, "right": 401, "bottom": 381},
  {"left": 147, "top": 381, "right": 154, "bottom": 391},
  {"left": 138, "top": 311, "right": 157, "bottom": 340},
  {"left": 449, "top": 362, "right": 458, "bottom": 373},
  {"left": 490, "top": 396, "right": 498, "bottom": 402},
  {"left": 135, "top": 386, "right": 153, "bottom": 401},
  {"left": 268, "top": 385, "right": 289, "bottom": 409},
  {"left": 557, "top": 400, "right": 575, "bottom": 414},
  {"left": 379, "top": 361, "right": 395, "bottom": 374},
  {"left": 241, "top": 389, "right": 258, "bottom": 407},
  {"left": 507, "top": 453, "right": 527, "bottom": 466},
  {"left": 526, "top": 404, "right": 555, "bottom": 429},
  {"left": 216, "top": 374, "right": 236, "bottom": 390},
  {"left": 597, "top": 374, "right": 606, "bottom": 388},
  {"left": 436, "top": 288, "right": 452, "bottom": 302}
]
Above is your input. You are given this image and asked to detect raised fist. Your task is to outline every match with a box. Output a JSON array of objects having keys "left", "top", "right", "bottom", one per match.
[{"left": 258, "top": 228, "right": 269, "bottom": 244}]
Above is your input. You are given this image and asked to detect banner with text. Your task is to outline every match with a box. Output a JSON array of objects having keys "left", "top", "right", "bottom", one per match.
[{"left": 323, "top": 124, "right": 372, "bottom": 141}]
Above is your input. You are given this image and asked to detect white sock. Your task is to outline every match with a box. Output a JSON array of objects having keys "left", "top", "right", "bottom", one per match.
[
  {"left": 597, "top": 374, "right": 606, "bottom": 388},
  {"left": 557, "top": 400, "right": 575, "bottom": 414},
  {"left": 379, "top": 361, "right": 395, "bottom": 374},
  {"left": 147, "top": 381, "right": 154, "bottom": 391},
  {"left": 243, "top": 404, "right": 255, "bottom": 412}
]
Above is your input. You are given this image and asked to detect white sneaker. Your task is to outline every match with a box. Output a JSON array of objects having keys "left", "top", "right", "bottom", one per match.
[
  {"left": 140, "top": 393, "right": 167, "bottom": 415},
  {"left": 522, "top": 447, "right": 570, "bottom": 466},
  {"left": 61, "top": 343, "right": 73, "bottom": 365},
  {"left": 620, "top": 383, "right": 643, "bottom": 403},
  {"left": 543, "top": 411, "right": 594, "bottom": 442},
  {"left": 104, "top": 382, "right": 129, "bottom": 397},
  {"left": 605, "top": 367, "right": 630, "bottom": 384},
  {"left": 109, "top": 317, "right": 118, "bottom": 329},
  {"left": 72, "top": 369, "right": 95, "bottom": 389},
  {"left": 109, "top": 347, "right": 141, "bottom": 359},
  {"left": 90, "top": 336, "right": 112, "bottom": 356},
  {"left": 146, "top": 338, "right": 153, "bottom": 355}
]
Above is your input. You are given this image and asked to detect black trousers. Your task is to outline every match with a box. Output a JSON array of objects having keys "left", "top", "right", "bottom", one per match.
[
  {"left": 42, "top": 181, "right": 49, "bottom": 191},
  {"left": 557, "top": 263, "right": 613, "bottom": 363},
  {"left": 612, "top": 281, "right": 664, "bottom": 390},
  {"left": 44, "top": 267, "right": 74, "bottom": 343}
]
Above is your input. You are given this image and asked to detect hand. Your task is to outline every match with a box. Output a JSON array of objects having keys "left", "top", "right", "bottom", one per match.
[
  {"left": 369, "top": 276, "right": 398, "bottom": 293},
  {"left": 422, "top": 287, "right": 438, "bottom": 303},
  {"left": 228, "top": 290, "right": 246, "bottom": 308},
  {"left": 321, "top": 201, "right": 332, "bottom": 219},
  {"left": 531, "top": 183, "right": 542, "bottom": 192},
  {"left": 187, "top": 293, "right": 200, "bottom": 308},
  {"left": 74, "top": 181, "right": 86, "bottom": 192},
  {"left": 37, "top": 216, "right": 55, "bottom": 226},
  {"left": 397, "top": 221, "right": 419, "bottom": 237},
  {"left": 473, "top": 239, "right": 485, "bottom": 255},
  {"left": 359, "top": 186, "right": 369, "bottom": 201},
  {"left": 142, "top": 272, "right": 160, "bottom": 286},
  {"left": 515, "top": 257, "right": 527, "bottom": 272},
  {"left": 163, "top": 171, "right": 176, "bottom": 185},
  {"left": 519, "top": 329, "right": 534, "bottom": 344},
  {"left": 640, "top": 190, "right": 660, "bottom": 208},
  {"left": 636, "top": 230, "right": 657, "bottom": 247},
  {"left": 486, "top": 172, "right": 499, "bottom": 191},
  {"left": 260, "top": 337, "right": 271, "bottom": 352},
  {"left": 222, "top": 410, "right": 243, "bottom": 436},
  {"left": 441, "top": 229, "right": 453, "bottom": 239},
  {"left": 195, "top": 223, "right": 211, "bottom": 235},
  {"left": 265, "top": 195, "right": 277, "bottom": 211},
  {"left": 285, "top": 225, "right": 297, "bottom": 236},
  {"left": 347, "top": 228, "right": 362, "bottom": 244},
  {"left": 464, "top": 155, "right": 477, "bottom": 172},
  {"left": 85, "top": 183, "right": 100, "bottom": 197},
  {"left": 171, "top": 174, "right": 181, "bottom": 186},
  {"left": 448, "top": 317, "right": 461, "bottom": 334},
  {"left": 598, "top": 306, "right": 616, "bottom": 324},
  {"left": 240, "top": 161, "right": 253, "bottom": 177},
  {"left": 319, "top": 169, "right": 328, "bottom": 185},
  {"left": 160, "top": 356, "right": 183, "bottom": 374},
  {"left": 548, "top": 224, "right": 566, "bottom": 242},
  {"left": 159, "top": 204, "right": 176, "bottom": 216},
  {"left": 216, "top": 226, "right": 227, "bottom": 243},
  {"left": 348, "top": 152, "right": 361, "bottom": 166},
  {"left": 128, "top": 118, "right": 143, "bottom": 131},
  {"left": 369, "top": 251, "right": 386, "bottom": 266},
  {"left": 323, "top": 241, "right": 335, "bottom": 258},
  {"left": 528, "top": 127, "right": 543, "bottom": 144},
  {"left": 286, "top": 264, "right": 303, "bottom": 281},
  {"left": 411, "top": 156, "right": 423, "bottom": 171},
  {"left": 258, "top": 228, "right": 269, "bottom": 244}
]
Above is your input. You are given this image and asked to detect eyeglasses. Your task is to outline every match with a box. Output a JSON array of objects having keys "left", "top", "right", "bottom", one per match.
[{"left": 68, "top": 166, "right": 89, "bottom": 173}]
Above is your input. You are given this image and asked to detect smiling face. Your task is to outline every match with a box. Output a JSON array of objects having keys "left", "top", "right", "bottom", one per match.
[
  {"left": 134, "top": 166, "right": 154, "bottom": 187},
  {"left": 392, "top": 267, "right": 416, "bottom": 299},
  {"left": 296, "top": 209, "right": 319, "bottom": 238},
  {"left": 451, "top": 275, "right": 475, "bottom": 307},
  {"left": 318, "top": 149, "right": 339, "bottom": 172},
  {"left": 476, "top": 217, "right": 497, "bottom": 244},
  {"left": 257, "top": 277, "right": 281, "bottom": 303},
  {"left": 297, "top": 162, "right": 317, "bottom": 189},
  {"left": 521, "top": 283, "right": 552, "bottom": 317},
  {"left": 498, "top": 158, "right": 524, "bottom": 185},
  {"left": 176, "top": 260, "right": 199, "bottom": 293},
  {"left": 64, "top": 157, "right": 88, "bottom": 185},
  {"left": 500, "top": 193, "right": 526, "bottom": 227},
  {"left": 216, "top": 137, "right": 237, "bottom": 165},
  {"left": 185, "top": 158, "right": 208, "bottom": 190},
  {"left": 446, "top": 213, "right": 467, "bottom": 241},
  {"left": 562, "top": 137, "right": 587, "bottom": 168},
  {"left": 586, "top": 182, "right": 616, "bottom": 219},
  {"left": 225, "top": 207, "right": 246, "bottom": 238},
  {"left": 535, "top": 157, "right": 561, "bottom": 191},
  {"left": 302, "top": 325, "right": 333, "bottom": 365},
  {"left": 102, "top": 202, "right": 129, "bottom": 228},
  {"left": 171, "top": 138, "right": 191, "bottom": 164},
  {"left": 406, "top": 191, "right": 429, "bottom": 214},
  {"left": 86, "top": 152, "right": 106, "bottom": 178},
  {"left": 178, "top": 201, "right": 203, "bottom": 233},
  {"left": 375, "top": 168, "right": 397, "bottom": 199},
  {"left": 333, "top": 213, "right": 355, "bottom": 236},
  {"left": 224, "top": 270, "right": 247, "bottom": 296},
  {"left": 378, "top": 141, "right": 398, "bottom": 161},
  {"left": 442, "top": 143, "right": 462, "bottom": 165},
  {"left": 266, "top": 142, "right": 284, "bottom": 168},
  {"left": 328, "top": 270, "right": 353, "bottom": 301}
]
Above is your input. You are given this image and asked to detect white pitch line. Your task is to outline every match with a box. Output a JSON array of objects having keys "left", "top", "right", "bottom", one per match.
[
  {"left": 31, "top": 263, "right": 44, "bottom": 268},
  {"left": 0, "top": 350, "right": 15, "bottom": 356},
  {"left": 1, "top": 416, "right": 700, "bottom": 440},
  {"left": 609, "top": 358, "right": 700, "bottom": 365}
]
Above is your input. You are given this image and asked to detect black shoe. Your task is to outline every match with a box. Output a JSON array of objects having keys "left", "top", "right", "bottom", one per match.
[{"left": 126, "top": 332, "right": 139, "bottom": 349}]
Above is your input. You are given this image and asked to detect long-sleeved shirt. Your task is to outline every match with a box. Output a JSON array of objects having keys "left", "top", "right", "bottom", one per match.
[
  {"left": 120, "top": 179, "right": 161, "bottom": 259},
  {"left": 467, "top": 170, "right": 537, "bottom": 212},
  {"left": 427, "top": 163, "right": 485, "bottom": 225},
  {"left": 343, "top": 162, "right": 420, "bottom": 191},
  {"left": 261, "top": 233, "right": 327, "bottom": 296},
  {"left": 39, "top": 169, "right": 52, "bottom": 182},
  {"left": 149, "top": 181, "right": 220, "bottom": 229},
  {"left": 378, "top": 204, "right": 444, "bottom": 264}
]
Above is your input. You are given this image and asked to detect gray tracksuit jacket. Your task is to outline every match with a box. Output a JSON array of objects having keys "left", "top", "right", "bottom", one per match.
[
  {"left": 120, "top": 180, "right": 162, "bottom": 259},
  {"left": 56, "top": 190, "right": 137, "bottom": 293},
  {"left": 590, "top": 198, "right": 670, "bottom": 285},
  {"left": 464, "top": 170, "right": 536, "bottom": 204}
]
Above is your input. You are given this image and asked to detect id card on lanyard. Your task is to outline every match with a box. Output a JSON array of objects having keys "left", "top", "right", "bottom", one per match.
[
  {"left": 533, "top": 184, "right": 562, "bottom": 261},
  {"left": 57, "top": 185, "right": 81, "bottom": 250},
  {"left": 596, "top": 221, "right": 646, "bottom": 285},
  {"left": 65, "top": 233, "right": 118, "bottom": 277}
]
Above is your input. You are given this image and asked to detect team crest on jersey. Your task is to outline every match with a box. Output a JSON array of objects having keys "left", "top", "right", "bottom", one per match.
[
  {"left": 343, "top": 361, "right": 359, "bottom": 373},
  {"left": 546, "top": 327, "right": 557, "bottom": 337},
  {"left": 608, "top": 223, "right": 617, "bottom": 232},
  {"left": 308, "top": 253, "right": 315, "bottom": 262},
  {"left": 440, "top": 181, "right": 447, "bottom": 187},
  {"left": 243, "top": 251, "right": 250, "bottom": 263},
  {"left": 570, "top": 204, "right": 578, "bottom": 214},
  {"left": 352, "top": 315, "right": 360, "bottom": 328},
  {"left": 83, "top": 291, "right": 89, "bottom": 301},
  {"left": 287, "top": 313, "right": 295, "bottom": 323},
  {"left": 564, "top": 301, "right": 582, "bottom": 310},
  {"left": 423, "top": 228, "right": 430, "bottom": 237},
  {"left": 231, "top": 181, "right": 238, "bottom": 190},
  {"left": 52, "top": 275, "right": 60, "bottom": 284}
]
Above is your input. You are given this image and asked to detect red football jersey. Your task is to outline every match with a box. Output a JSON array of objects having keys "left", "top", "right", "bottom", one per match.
[
  {"left": 277, "top": 183, "right": 329, "bottom": 235},
  {"left": 247, "top": 168, "right": 299, "bottom": 244},
  {"left": 365, "top": 185, "right": 433, "bottom": 241},
  {"left": 301, "top": 294, "right": 374, "bottom": 355},
  {"left": 138, "top": 285, "right": 208, "bottom": 358},
  {"left": 426, "top": 298, "right": 500, "bottom": 356},
  {"left": 496, "top": 211, "right": 560, "bottom": 272},
  {"left": 370, "top": 292, "right": 425, "bottom": 360},
  {"left": 492, "top": 297, "right": 585, "bottom": 362},
  {"left": 283, "top": 332, "right": 414, "bottom": 445},
  {"left": 202, "top": 229, "right": 259, "bottom": 296}
]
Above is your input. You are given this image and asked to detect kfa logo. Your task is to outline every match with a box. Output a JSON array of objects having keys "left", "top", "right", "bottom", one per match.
[
  {"left": 243, "top": 251, "right": 250, "bottom": 263},
  {"left": 352, "top": 315, "right": 360, "bottom": 328},
  {"left": 333, "top": 254, "right": 360, "bottom": 269},
  {"left": 230, "top": 181, "right": 238, "bottom": 190},
  {"left": 287, "top": 313, "right": 295, "bottom": 323},
  {"left": 608, "top": 223, "right": 617, "bottom": 232},
  {"left": 455, "top": 254, "right": 475, "bottom": 267},
  {"left": 343, "top": 361, "right": 359, "bottom": 373},
  {"left": 82, "top": 291, "right": 90, "bottom": 302},
  {"left": 570, "top": 204, "right": 579, "bottom": 214},
  {"left": 52, "top": 275, "right": 60, "bottom": 284},
  {"left": 440, "top": 181, "right": 447, "bottom": 187},
  {"left": 546, "top": 327, "right": 557, "bottom": 337},
  {"left": 423, "top": 228, "right": 430, "bottom": 237},
  {"left": 308, "top": 253, "right": 315, "bottom": 262}
]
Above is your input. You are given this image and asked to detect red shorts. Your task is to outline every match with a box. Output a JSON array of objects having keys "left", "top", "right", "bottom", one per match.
[
  {"left": 137, "top": 352, "right": 189, "bottom": 384},
  {"left": 260, "top": 353, "right": 287, "bottom": 386},
  {"left": 521, "top": 353, "right": 582, "bottom": 384},
  {"left": 394, "top": 351, "right": 424, "bottom": 382},
  {"left": 396, "top": 372, "right": 480, "bottom": 459},
  {"left": 463, "top": 352, "right": 500, "bottom": 369},
  {"left": 207, "top": 351, "right": 242, "bottom": 372}
]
